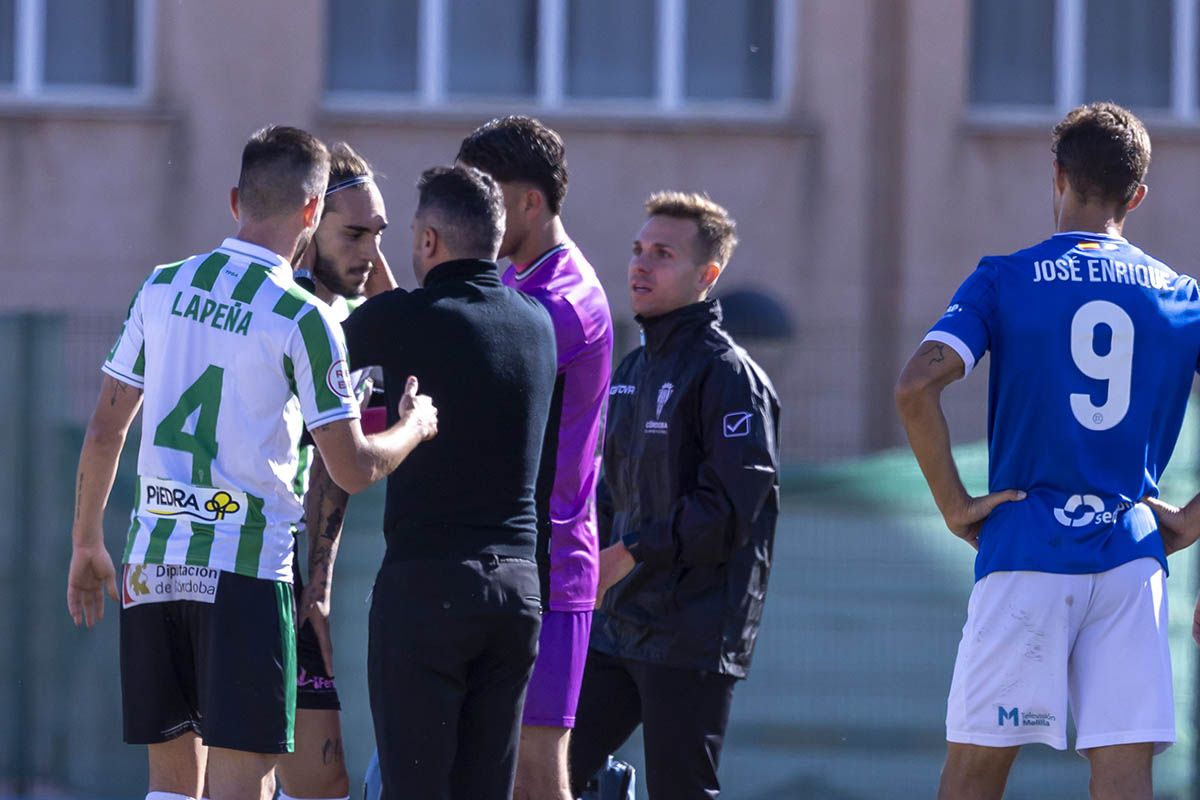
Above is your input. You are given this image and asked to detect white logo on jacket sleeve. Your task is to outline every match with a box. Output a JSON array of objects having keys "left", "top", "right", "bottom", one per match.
[
  {"left": 327, "top": 359, "right": 352, "bottom": 399},
  {"left": 723, "top": 412, "right": 753, "bottom": 438}
]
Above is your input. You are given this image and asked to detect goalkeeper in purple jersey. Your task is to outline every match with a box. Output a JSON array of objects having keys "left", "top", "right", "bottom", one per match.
[{"left": 459, "top": 116, "right": 614, "bottom": 800}]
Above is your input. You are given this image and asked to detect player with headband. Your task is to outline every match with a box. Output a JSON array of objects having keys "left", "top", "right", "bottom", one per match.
[{"left": 281, "top": 142, "right": 394, "bottom": 800}]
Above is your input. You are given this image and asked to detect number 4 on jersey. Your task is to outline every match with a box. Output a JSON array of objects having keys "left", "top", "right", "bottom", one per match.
[{"left": 153, "top": 365, "right": 224, "bottom": 485}]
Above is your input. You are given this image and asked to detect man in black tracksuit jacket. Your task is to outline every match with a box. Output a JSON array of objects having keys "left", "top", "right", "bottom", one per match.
[{"left": 569, "top": 193, "right": 781, "bottom": 799}]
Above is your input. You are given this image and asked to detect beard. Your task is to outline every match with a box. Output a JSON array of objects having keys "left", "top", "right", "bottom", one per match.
[{"left": 312, "top": 241, "right": 367, "bottom": 298}]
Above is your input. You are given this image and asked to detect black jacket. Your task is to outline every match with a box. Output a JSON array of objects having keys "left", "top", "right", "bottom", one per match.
[
  {"left": 591, "top": 299, "right": 780, "bottom": 678},
  {"left": 342, "top": 259, "right": 558, "bottom": 564}
]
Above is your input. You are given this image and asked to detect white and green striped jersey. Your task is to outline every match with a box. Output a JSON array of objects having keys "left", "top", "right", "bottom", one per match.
[
  {"left": 104, "top": 237, "right": 360, "bottom": 582},
  {"left": 291, "top": 293, "right": 365, "bottom": 500}
]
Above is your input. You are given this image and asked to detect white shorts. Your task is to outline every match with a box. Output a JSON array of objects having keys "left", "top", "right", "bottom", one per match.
[{"left": 945, "top": 557, "right": 1174, "bottom": 753}]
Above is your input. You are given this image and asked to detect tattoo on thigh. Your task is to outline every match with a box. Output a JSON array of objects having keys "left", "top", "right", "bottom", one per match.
[{"left": 322, "top": 737, "right": 344, "bottom": 765}]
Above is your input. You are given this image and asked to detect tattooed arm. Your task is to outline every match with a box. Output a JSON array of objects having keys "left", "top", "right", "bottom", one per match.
[
  {"left": 921, "top": 341, "right": 947, "bottom": 367},
  {"left": 300, "top": 449, "right": 351, "bottom": 677},
  {"left": 68, "top": 375, "right": 143, "bottom": 628},
  {"left": 895, "top": 341, "right": 1024, "bottom": 548}
]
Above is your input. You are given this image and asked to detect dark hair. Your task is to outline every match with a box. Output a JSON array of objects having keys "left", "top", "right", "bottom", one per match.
[
  {"left": 1051, "top": 102, "right": 1151, "bottom": 208},
  {"left": 456, "top": 115, "right": 568, "bottom": 214},
  {"left": 645, "top": 191, "right": 739, "bottom": 268},
  {"left": 416, "top": 165, "right": 505, "bottom": 258},
  {"left": 237, "top": 125, "right": 330, "bottom": 220}
]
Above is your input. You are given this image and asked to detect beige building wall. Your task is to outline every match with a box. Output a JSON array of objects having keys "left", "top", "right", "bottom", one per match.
[
  {"left": 6, "top": 0, "right": 1194, "bottom": 462},
  {"left": 896, "top": 0, "right": 1200, "bottom": 449}
]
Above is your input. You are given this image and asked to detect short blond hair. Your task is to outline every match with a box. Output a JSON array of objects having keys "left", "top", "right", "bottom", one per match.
[{"left": 645, "top": 191, "right": 738, "bottom": 268}]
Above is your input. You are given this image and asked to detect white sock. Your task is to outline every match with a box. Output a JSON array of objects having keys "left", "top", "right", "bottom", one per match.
[
  {"left": 146, "top": 793, "right": 197, "bottom": 800},
  {"left": 277, "top": 793, "right": 350, "bottom": 800}
]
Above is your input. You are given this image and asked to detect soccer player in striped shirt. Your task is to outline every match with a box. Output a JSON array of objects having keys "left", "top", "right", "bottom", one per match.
[
  {"left": 66, "top": 126, "right": 436, "bottom": 800},
  {"left": 276, "top": 141, "right": 393, "bottom": 800}
]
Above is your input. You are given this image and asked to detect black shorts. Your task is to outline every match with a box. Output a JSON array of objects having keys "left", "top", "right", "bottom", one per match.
[
  {"left": 119, "top": 564, "right": 297, "bottom": 753},
  {"left": 292, "top": 554, "right": 341, "bottom": 711}
]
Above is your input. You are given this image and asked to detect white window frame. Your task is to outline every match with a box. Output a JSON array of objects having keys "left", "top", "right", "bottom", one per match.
[
  {"left": 972, "top": 0, "right": 1198, "bottom": 121},
  {"left": 327, "top": 0, "right": 797, "bottom": 119},
  {"left": 0, "top": 0, "right": 154, "bottom": 106}
]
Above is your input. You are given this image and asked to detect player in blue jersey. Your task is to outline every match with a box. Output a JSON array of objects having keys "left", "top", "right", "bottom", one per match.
[{"left": 896, "top": 102, "right": 1200, "bottom": 800}]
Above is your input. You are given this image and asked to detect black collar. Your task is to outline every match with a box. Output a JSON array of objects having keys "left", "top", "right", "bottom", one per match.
[
  {"left": 423, "top": 258, "right": 502, "bottom": 289},
  {"left": 638, "top": 299, "right": 723, "bottom": 356}
]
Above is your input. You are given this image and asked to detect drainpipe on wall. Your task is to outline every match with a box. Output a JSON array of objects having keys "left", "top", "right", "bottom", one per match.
[{"left": 863, "top": 0, "right": 909, "bottom": 451}]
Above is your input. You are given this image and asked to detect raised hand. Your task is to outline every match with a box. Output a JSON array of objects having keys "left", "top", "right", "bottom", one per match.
[{"left": 398, "top": 376, "right": 438, "bottom": 442}]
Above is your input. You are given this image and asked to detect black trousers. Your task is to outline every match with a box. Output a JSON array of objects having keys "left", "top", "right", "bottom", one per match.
[
  {"left": 569, "top": 648, "right": 738, "bottom": 800},
  {"left": 368, "top": 556, "right": 542, "bottom": 800}
]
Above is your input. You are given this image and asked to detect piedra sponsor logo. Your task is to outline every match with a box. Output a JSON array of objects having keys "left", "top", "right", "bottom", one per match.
[{"left": 141, "top": 479, "right": 248, "bottom": 525}]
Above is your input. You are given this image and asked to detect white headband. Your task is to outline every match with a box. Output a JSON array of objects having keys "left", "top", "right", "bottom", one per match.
[{"left": 325, "top": 175, "right": 373, "bottom": 197}]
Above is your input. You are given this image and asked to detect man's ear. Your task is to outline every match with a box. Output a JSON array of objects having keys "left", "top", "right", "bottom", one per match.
[
  {"left": 423, "top": 225, "right": 440, "bottom": 258},
  {"left": 525, "top": 187, "right": 543, "bottom": 216},
  {"left": 230, "top": 187, "right": 240, "bottom": 222},
  {"left": 1126, "top": 184, "right": 1149, "bottom": 214},
  {"left": 301, "top": 195, "right": 321, "bottom": 229},
  {"left": 700, "top": 262, "right": 723, "bottom": 295}
]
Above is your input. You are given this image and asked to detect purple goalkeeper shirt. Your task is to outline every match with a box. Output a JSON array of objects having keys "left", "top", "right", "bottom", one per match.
[{"left": 503, "top": 242, "right": 613, "bottom": 611}]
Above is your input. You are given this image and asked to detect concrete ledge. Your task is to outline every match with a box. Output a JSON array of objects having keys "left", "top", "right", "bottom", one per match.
[
  {"left": 0, "top": 100, "right": 178, "bottom": 124},
  {"left": 319, "top": 103, "right": 821, "bottom": 138}
]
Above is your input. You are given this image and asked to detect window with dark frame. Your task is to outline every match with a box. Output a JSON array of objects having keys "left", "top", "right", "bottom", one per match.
[
  {"left": 325, "top": 0, "right": 787, "bottom": 111},
  {"left": 970, "top": 0, "right": 1191, "bottom": 117}
]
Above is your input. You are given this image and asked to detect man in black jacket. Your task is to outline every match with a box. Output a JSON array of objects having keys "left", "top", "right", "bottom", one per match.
[
  {"left": 568, "top": 192, "right": 781, "bottom": 799},
  {"left": 316, "top": 165, "right": 558, "bottom": 799}
]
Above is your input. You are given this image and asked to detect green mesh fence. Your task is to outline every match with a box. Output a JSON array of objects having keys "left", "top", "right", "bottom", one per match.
[{"left": 3, "top": 314, "right": 1199, "bottom": 799}]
